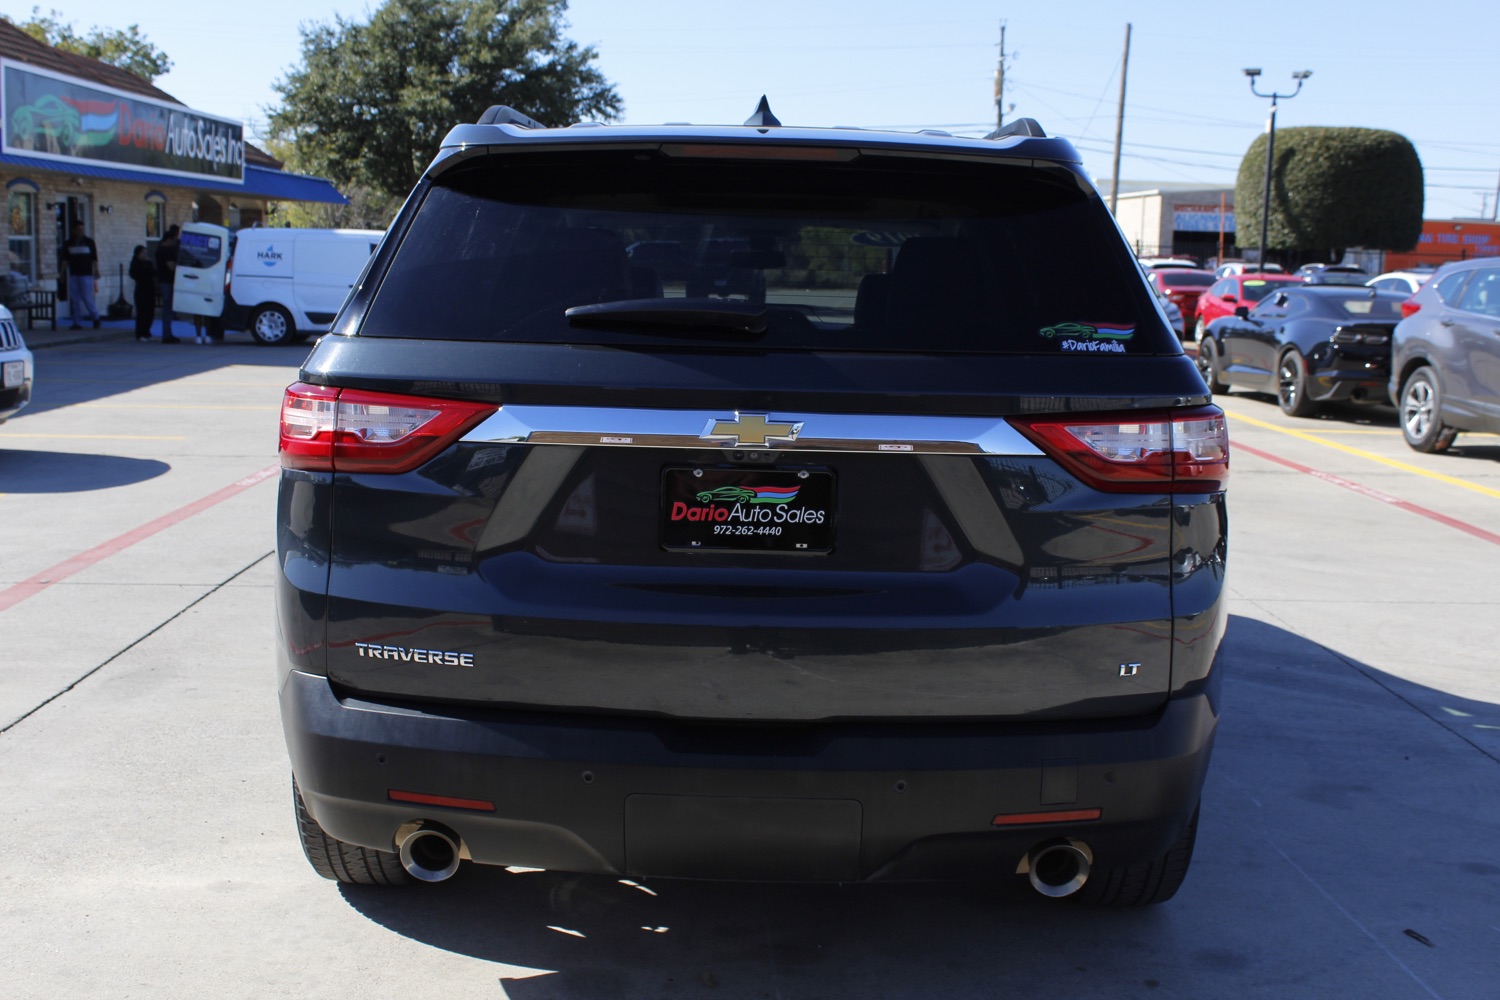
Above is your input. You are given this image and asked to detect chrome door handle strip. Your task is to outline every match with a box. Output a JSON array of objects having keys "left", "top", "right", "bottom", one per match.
[{"left": 462, "top": 405, "right": 1044, "bottom": 456}]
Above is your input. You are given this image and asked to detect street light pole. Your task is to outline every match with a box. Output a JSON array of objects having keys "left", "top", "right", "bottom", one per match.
[{"left": 1244, "top": 68, "right": 1311, "bottom": 272}]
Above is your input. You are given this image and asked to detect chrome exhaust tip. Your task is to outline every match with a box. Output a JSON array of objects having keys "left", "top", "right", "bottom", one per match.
[
  {"left": 397, "top": 824, "right": 462, "bottom": 882},
  {"left": 1024, "top": 839, "right": 1092, "bottom": 898}
]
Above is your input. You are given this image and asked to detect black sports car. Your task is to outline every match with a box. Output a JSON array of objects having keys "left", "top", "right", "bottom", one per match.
[{"left": 1196, "top": 285, "right": 1407, "bottom": 416}]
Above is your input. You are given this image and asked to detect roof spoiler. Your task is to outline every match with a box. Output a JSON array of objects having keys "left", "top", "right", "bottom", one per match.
[
  {"left": 985, "top": 118, "right": 1047, "bottom": 140},
  {"left": 476, "top": 105, "right": 547, "bottom": 129}
]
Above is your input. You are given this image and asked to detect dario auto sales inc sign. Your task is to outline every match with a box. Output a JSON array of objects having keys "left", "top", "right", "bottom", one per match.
[{"left": 1, "top": 61, "right": 244, "bottom": 183}]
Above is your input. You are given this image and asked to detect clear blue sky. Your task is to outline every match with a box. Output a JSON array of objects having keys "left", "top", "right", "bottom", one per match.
[{"left": 8, "top": 0, "right": 1498, "bottom": 220}]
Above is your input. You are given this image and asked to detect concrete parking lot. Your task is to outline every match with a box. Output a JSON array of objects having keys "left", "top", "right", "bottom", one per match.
[{"left": 2, "top": 336, "right": 1497, "bottom": 999}]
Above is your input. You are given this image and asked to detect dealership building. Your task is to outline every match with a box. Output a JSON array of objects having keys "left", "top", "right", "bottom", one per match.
[
  {"left": 1, "top": 20, "right": 345, "bottom": 312},
  {"left": 1106, "top": 183, "right": 1239, "bottom": 263}
]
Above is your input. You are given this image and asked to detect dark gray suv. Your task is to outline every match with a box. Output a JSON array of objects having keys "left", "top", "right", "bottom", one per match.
[
  {"left": 276, "top": 103, "right": 1229, "bottom": 905},
  {"left": 1390, "top": 258, "right": 1500, "bottom": 452}
]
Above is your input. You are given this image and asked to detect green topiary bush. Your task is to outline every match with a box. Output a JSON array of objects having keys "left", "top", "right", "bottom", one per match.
[{"left": 1235, "top": 127, "right": 1423, "bottom": 259}]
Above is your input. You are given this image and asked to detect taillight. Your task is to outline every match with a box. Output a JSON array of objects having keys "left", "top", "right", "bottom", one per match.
[
  {"left": 1330, "top": 326, "right": 1391, "bottom": 345},
  {"left": 279, "top": 382, "right": 496, "bottom": 473},
  {"left": 1400, "top": 298, "right": 1421, "bottom": 318},
  {"left": 1011, "top": 406, "right": 1229, "bottom": 493}
]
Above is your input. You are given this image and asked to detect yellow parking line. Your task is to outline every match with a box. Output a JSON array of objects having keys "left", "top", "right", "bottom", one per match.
[
  {"left": 1226, "top": 409, "right": 1500, "bottom": 500},
  {"left": 1294, "top": 429, "right": 1398, "bottom": 436},
  {"left": 0, "top": 433, "right": 187, "bottom": 440}
]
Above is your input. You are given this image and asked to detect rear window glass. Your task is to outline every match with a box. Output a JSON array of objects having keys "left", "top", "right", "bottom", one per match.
[
  {"left": 1331, "top": 295, "right": 1402, "bottom": 318},
  {"left": 1456, "top": 268, "right": 1500, "bottom": 316},
  {"left": 360, "top": 149, "right": 1176, "bottom": 354},
  {"left": 1159, "top": 271, "right": 1213, "bottom": 287},
  {"left": 1240, "top": 279, "right": 1295, "bottom": 303},
  {"left": 177, "top": 231, "right": 222, "bottom": 269},
  {"left": 1435, "top": 270, "right": 1471, "bottom": 304}
]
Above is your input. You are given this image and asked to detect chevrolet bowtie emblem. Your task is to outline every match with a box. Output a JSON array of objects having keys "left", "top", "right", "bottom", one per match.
[{"left": 702, "top": 413, "right": 803, "bottom": 447}]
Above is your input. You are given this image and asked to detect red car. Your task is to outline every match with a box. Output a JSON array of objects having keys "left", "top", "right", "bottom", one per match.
[
  {"left": 1146, "top": 268, "right": 1216, "bottom": 339},
  {"left": 1193, "top": 273, "right": 1303, "bottom": 342}
]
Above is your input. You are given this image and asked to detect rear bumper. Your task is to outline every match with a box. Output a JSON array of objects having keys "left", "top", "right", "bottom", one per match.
[
  {"left": 0, "top": 381, "right": 31, "bottom": 423},
  {"left": 1309, "top": 349, "right": 1390, "bottom": 402},
  {"left": 1309, "top": 370, "right": 1390, "bottom": 402},
  {"left": 281, "top": 669, "right": 1217, "bottom": 882}
]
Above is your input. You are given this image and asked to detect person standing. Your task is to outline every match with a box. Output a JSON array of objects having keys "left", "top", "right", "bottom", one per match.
[
  {"left": 128, "top": 244, "right": 156, "bottom": 341},
  {"left": 155, "top": 225, "right": 181, "bottom": 343},
  {"left": 59, "top": 221, "right": 101, "bottom": 330}
]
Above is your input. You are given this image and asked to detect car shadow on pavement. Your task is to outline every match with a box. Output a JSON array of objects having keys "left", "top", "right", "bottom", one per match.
[
  {"left": 1229, "top": 392, "right": 1398, "bottom": 427},
  {"left": 1445, "top": 441, "right": 1500, "bottom": 462},
  {"left": 0, "top": 449, "right": 169, "bottom": 491},
  {"left": 1230, "top": 392, "right": 1500, "bottom": 461},
  {"left": 19, "top": 340, "right": 308, "bottom": 418},
  {"left": 323, "top": 613, "right": 1500, "bottom": 999}
]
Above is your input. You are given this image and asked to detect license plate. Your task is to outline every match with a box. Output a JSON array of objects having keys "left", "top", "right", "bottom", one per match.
[
  {"left": 2, "top": 361, "right": 22, "bottom": 388},
  {"left": 661, "top": 467, "right": 835, "bottom": 553}
]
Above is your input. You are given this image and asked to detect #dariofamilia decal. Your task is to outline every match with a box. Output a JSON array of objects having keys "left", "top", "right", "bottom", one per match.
[{"left": 1040, "top": 322, "right": 1135, "bottom": 353}]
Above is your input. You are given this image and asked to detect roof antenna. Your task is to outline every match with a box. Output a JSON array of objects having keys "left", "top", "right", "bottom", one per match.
[{"left": 743, "top": 96, "right": 781, "bottom": 128}]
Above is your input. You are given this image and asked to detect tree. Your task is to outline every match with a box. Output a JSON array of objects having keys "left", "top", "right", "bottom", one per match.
[
  {"left": 1235, "top": 127, "right": 1424, "bottom": 262},
  {"left": 6, "top": 7, "right": 172, "bottom": 81},
  {"left": 257, "top": 136, "right": 402, "bottom": 231},
  {"left": 270, "top": 0, "right": 622, "bottom": 203}
]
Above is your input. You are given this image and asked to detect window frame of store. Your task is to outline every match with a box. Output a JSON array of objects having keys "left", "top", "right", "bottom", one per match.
[
  {"left": 7, "top": 180, "right": 40, "bottom": 282},
  {"left": 144, "top": 191, "right": 166, "bottom": 257}
]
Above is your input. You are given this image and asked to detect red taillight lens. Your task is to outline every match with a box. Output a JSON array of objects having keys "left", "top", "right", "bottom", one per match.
[
  {"left": 1011, "top": 406, "right": 1229, "bottom": 493},
  {"left": 1400, "top": 298, "right": 1421, "bottom": 318},
  {"left": 279, "top": 382, "right": 496, "bottom": 474}
]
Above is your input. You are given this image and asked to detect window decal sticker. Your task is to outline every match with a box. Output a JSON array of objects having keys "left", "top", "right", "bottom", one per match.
[{"left": 1040, "top": 322, "right": 1134, "bottom": 353}]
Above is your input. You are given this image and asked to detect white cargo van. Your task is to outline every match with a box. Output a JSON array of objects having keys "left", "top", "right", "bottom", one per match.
[{"left": 225, "top": 228, "right": 382, "bottom": 344}]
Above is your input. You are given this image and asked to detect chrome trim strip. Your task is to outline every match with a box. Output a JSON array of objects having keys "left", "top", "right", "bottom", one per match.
[{"left": 461, "top": 406, "right": 1043, "bottom": 456}]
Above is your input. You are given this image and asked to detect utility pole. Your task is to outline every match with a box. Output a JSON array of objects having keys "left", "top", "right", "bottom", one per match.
[
  {"left": 1109, "top": 23, "right": 1131, "bottom": 214},
  {"left": 993, "top": 21, "right": 1007, "bottom": 131}
]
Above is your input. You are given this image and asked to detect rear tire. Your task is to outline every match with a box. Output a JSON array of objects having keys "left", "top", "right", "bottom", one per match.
[
  {"left": 1076, "top": 806, "right": 1198, "bottom": 907},
  {"left": 1196, "top": 336, "right": 1228, "bottom": 394},
  {"left": 1277, "top": 349, "right": 1318, "bottom": 417},
  {"left": 249, "top": 304, "right": 297, "bottom": 345},
  {"left": 1399, "top": 368, "right": 1458, "bottom": 453},
  {"left": 293, "top": 777, "right": 410, "bottom": 885}
]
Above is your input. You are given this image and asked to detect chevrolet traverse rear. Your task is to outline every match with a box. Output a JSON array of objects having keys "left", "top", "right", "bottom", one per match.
[{"left": 276, "top": 104, "right": 1229, "bottom": 905}]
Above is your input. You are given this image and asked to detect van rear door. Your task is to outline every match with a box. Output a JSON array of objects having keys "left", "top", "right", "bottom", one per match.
[{"left": 173, "top": 223, "right": 230, "bottom": 318}]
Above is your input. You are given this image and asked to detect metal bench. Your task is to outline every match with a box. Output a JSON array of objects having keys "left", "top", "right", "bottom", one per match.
[{"left": 12, "top": 288, "right": 58, "bottom": 331}]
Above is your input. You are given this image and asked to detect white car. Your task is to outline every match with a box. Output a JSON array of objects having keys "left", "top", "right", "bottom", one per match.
[
  {"left": 1, "top": 305, "right": 34, "bottom": 426},
  {"left": 1212, "top": 261, "right": 1285, "bottom": 279},
  {"left": 1139, "top": 256, "right": 1199, "bottom": 270},
  {"left": 1367, "top": 270, "right": 1435, "bottom": 296}
]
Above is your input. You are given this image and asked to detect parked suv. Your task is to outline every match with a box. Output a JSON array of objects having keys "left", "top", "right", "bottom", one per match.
[
  {"left": 1390, "top": 258, "right": 1500, "bottom": 452},
  {"left": 276, "top": 104, "right": 1230, "bottom": 905},
  {"left": 1, "top": 306, "right": 34, "bottom": 425}
]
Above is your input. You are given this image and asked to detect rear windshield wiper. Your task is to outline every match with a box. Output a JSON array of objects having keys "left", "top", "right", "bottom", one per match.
[{"left": 565, "top": 298, "right": 768, "bottom": 336}]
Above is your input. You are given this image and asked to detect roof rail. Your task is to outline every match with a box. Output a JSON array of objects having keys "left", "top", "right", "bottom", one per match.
[
  {"left": 476, "top": 105, "right": 547, "bottom": 129},
  {"left": 985, "top": 118, "right": 1047, "bottom": 140}
]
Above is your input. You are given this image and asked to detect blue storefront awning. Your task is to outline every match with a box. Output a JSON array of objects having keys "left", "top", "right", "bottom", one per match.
[{"left": 0, "top": 152, "right": 348, "bottom": 204}]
